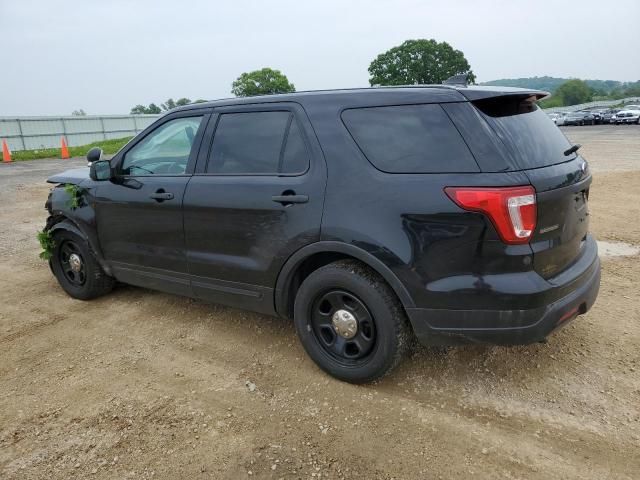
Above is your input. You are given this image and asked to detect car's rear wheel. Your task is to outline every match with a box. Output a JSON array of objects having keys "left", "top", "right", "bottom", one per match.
[
  {"left": 293, "top": 260, "right": 411, "bottom": 383},
  {"left": 50, "top": 230, "right": 114, "bottom": 300}
]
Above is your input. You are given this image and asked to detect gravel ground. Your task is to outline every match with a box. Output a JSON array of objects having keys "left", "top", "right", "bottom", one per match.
[{"left": 0, "top": 126, "right": 638, "bottom": 479}]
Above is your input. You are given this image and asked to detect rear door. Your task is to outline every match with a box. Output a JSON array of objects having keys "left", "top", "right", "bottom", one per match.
[
  {"left": 96, "top": 111, "right": 209, "bottom": 295},
  {"left": 183, "top": 103, "right": 326, "bottom": 314},
  {"left": 444, "top": 95, "right": 592, "bottom": 278}
]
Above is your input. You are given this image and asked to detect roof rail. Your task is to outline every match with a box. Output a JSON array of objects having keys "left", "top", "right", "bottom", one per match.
[{"left": 443, "top": 74, "right": 469, "bottom": 87}]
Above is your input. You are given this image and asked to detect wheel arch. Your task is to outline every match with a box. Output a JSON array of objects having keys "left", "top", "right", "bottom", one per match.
[
  {"left": 48, "top": 217, "right": 111, "bottom": 276},
  {"left": 274, "top": 241, "right": 415, "bottom": 319}
]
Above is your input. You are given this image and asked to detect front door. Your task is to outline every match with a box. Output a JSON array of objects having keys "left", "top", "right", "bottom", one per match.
[
  {"left": 96, "top": 113, "right": 208, "bottom": 296},
  {"left": 183, "top": 104, "right": 326, "bottom": 314}
]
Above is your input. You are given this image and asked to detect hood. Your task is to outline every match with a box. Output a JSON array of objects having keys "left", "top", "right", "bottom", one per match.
[{"left": 46, "top": 167, "right": 90, "bottom": 185}]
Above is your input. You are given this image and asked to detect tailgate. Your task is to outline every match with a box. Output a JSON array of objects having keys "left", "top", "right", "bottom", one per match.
[{"left": 524, "top": 158, "right": 591, "bottom": 279}]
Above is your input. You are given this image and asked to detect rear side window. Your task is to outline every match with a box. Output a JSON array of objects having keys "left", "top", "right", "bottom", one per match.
[
  {"left": 207, "top": 111, "right": 309, "bottom": 175},
  {"left": 341, "top": 104, "right": 479, "bottom": 173}
]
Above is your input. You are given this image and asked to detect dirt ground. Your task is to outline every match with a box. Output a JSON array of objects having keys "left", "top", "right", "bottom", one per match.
[{"left": 1, "top": 126, "right": 639, "bottom": 479}]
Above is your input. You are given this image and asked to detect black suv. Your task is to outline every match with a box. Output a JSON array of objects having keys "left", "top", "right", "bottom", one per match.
[{"left": 43, "top": 85, "right": 600, "bottom": 383}]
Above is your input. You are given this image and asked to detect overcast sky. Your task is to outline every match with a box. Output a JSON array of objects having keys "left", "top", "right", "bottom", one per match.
[{"left": 1, "top": 0, "right": 639, "bottom": 116}]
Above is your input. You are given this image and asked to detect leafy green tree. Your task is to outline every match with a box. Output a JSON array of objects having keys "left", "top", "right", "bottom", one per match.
[
  {"left": 161, "top": 98, "right": 178, "bottom": 111},
  {"left": 554, "top": 79, "right": 593, "bottom": 106},
  {"left": 231, "top": 68, "right": 296, "bottom": 97},
  {"left": 130, "top": 104, "right": 148, "bottom": 114},
  {"left": 130, "top": 103, "right": 162, "bottom": 114},
  {"left": 368, "top": 39, "right": 476, "bottom": 86},
  {"left": 146, "top": 103, "right": 162, "bottom": 114},
  {"left": 160, "top": 98, "right": 194, "bottom": 110},
  {"left": 71, "top": 109, "right": 86, "bottom": 116},
  {"left": 537, "top": 96, "right": 564, "bottom": 109}
]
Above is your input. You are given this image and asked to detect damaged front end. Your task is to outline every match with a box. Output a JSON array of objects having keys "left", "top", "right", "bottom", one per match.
[{"left": 41, "top": 168, "right": 110, "bottom": 274}]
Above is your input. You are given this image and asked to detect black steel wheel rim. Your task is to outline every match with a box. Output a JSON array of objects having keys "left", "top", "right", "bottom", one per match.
[
  {"left": 309, "top": 290, "right": 377, "bottom": 364},
  {"left": 58, "top": 240, "right": 86, "bottom": 286}
]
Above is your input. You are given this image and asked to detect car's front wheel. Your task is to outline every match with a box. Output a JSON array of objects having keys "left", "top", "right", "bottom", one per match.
[
  {"left": 293, "top": 260, "right": 411, "bottom": 383},
  {"left": 50, "top": 230, "right": 114, "bottom": 300}
]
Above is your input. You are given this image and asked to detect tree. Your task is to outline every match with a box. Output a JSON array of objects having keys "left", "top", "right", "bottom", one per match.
[
  {"left": 146, "top": 103, "right": 162, "bottom": 114},
  {"left": 130, "top": 103, "right": 162, "bottom": 114},
  {"left": 161, "top": 98, "right": 177, "bottom": 111},
  {"left": 129, "top": 98, "right": 205, "bottom": 114},
  {"left": 368, "top": 39, "right": 476, "bottom": 86},
  {"left": 71, "top": 109, "right": 86, "bottom": 116},
  {"left": 553, "top": 79, "right": 593, "bottom": 106},
  {"left": 231, "top": 68, "right": 295, "bottom": 97},
  {"left": 130, "top": 104, "right": 149, "bottom": 114}
]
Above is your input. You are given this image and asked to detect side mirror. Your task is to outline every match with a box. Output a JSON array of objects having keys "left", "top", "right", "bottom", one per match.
[
  {"left": 87, "top": 147, "right": 103, "bottom": 164},
  {"left": 89, "top": 159, "right": 112, "bottom": 181}
]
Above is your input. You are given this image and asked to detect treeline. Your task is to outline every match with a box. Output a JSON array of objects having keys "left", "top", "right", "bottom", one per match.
[
  {"left": 130, "top": 98, "right": 208, "bottom": 114},
  {"left": 482, "top": 76, "right": 640, "bottom": 108},
  {"left": 126, "top": 43, "right": 637, "bottom": 113},
  {"left": 129, "top": 40, "right": 474, "bottom": 113},
  {"left": 538, "top": 79, "right": 640, "bottom": 108}
]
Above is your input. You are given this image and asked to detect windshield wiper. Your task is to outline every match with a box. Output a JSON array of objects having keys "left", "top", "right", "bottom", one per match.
[{"left": 564, "top": 144, "right": 581, "bottom": 156}]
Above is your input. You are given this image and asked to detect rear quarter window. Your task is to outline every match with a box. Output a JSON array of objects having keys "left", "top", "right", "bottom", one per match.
[{"left": 341, "top": 104, "right": 479, "bottom": 173}]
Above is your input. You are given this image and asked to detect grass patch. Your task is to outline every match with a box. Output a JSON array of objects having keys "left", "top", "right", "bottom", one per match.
[
  {"left": 37, "top": 229, "right": 55, "bottom": 260},
  {"left": 10, "top": 137, "right": 133, "bottom": 161}
]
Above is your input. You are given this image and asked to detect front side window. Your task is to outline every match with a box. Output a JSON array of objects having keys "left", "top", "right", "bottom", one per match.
[
  {"left": 206, "top": 111, "right": 309, "bottom": 175},
  {"left": 121, "top": 116, "right": 203, "bottom": 175}
]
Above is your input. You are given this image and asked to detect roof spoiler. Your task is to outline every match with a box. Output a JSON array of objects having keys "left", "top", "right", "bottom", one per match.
[{"left": 443, "top": 74, "right": 469, "bottom": 87}]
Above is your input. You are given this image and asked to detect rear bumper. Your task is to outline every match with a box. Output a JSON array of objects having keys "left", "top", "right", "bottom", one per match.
[{"left": 406, "top": 255, "right": 601, "bottom": 346}]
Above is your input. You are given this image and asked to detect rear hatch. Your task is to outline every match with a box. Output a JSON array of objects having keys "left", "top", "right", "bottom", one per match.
[{"left": 445, "top": 91, "right": 591, "bottom": 279}]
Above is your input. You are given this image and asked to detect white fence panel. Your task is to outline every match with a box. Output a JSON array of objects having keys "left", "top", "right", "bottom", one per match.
[{"left": 0, "top": 114, "right": 161, "bottom": 151}]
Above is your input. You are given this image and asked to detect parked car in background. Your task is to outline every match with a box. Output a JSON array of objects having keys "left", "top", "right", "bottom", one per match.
[
  {"left": 591, "top": 109, "right": 608, "bottom": 124},
  {"left": 556, "top": 112, "right": 569, "bottom": 126},
  {"left": 614, "top": 107, "right": 640, "bottom": 124},
  {"left": 602, "top": 109, "right": 620, "bottom": 124},
  {"left": 547, "top": 112, "right": 568, "bottom": 126},
  {"left": 41, "top": 85, "right": 600, "bottom": 383},
  {"left": 564, "top": 111, "right": 595, "bottom": 126},
  {"left": 547, "top": 112, "right": 561, "bottom": 125}
]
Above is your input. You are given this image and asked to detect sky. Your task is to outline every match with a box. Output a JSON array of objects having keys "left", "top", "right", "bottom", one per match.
[{"left": 1, "top": 0, "right": 639, "bottom": 116}]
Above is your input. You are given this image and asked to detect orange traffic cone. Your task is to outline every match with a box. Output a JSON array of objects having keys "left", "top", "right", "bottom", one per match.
[
  {"left": 61, "top": 137, "right": 70, "bottom": 159},
  {"left": 2, "top": 139, "right": 11, "bottom": 163}
]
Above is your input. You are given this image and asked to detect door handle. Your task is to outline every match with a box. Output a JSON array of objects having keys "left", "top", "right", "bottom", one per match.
[
  {"left": 150, "top": 190, "right": 174, "bottom": 202},
  {"left": 271, "top": 193, "right": 309, "bottom": 205}
]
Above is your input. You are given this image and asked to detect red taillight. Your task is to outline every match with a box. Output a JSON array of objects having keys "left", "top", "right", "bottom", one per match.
[{"left": 444, "top": 186, "right": 537, "bottom": 244}]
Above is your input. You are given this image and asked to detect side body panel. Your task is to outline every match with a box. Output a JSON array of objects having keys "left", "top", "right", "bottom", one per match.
[
  {"left": 92, "top": 110, "right": 211, "bottom": 296},
  {"left": 297, "top": 94, "right": 595, "bottom": 315},
  {"left": 183, "top": 103, "right": 327, "bottom": 315}
]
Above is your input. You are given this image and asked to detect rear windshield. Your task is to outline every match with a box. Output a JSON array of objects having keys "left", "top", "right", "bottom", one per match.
[
  {"left": 471, "top": 96, "right": 574, "bottom": 170},
  {"left": 341, "top": 104, "right": 479, "bottom": 173}
]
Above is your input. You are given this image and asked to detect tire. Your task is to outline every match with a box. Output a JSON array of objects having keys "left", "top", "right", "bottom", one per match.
[
  {"left": 293, "top": 260, "right": 411, "bottom": 383},
  {"left": 50, "top": 230, "right": 114, "bottom": 300}
]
